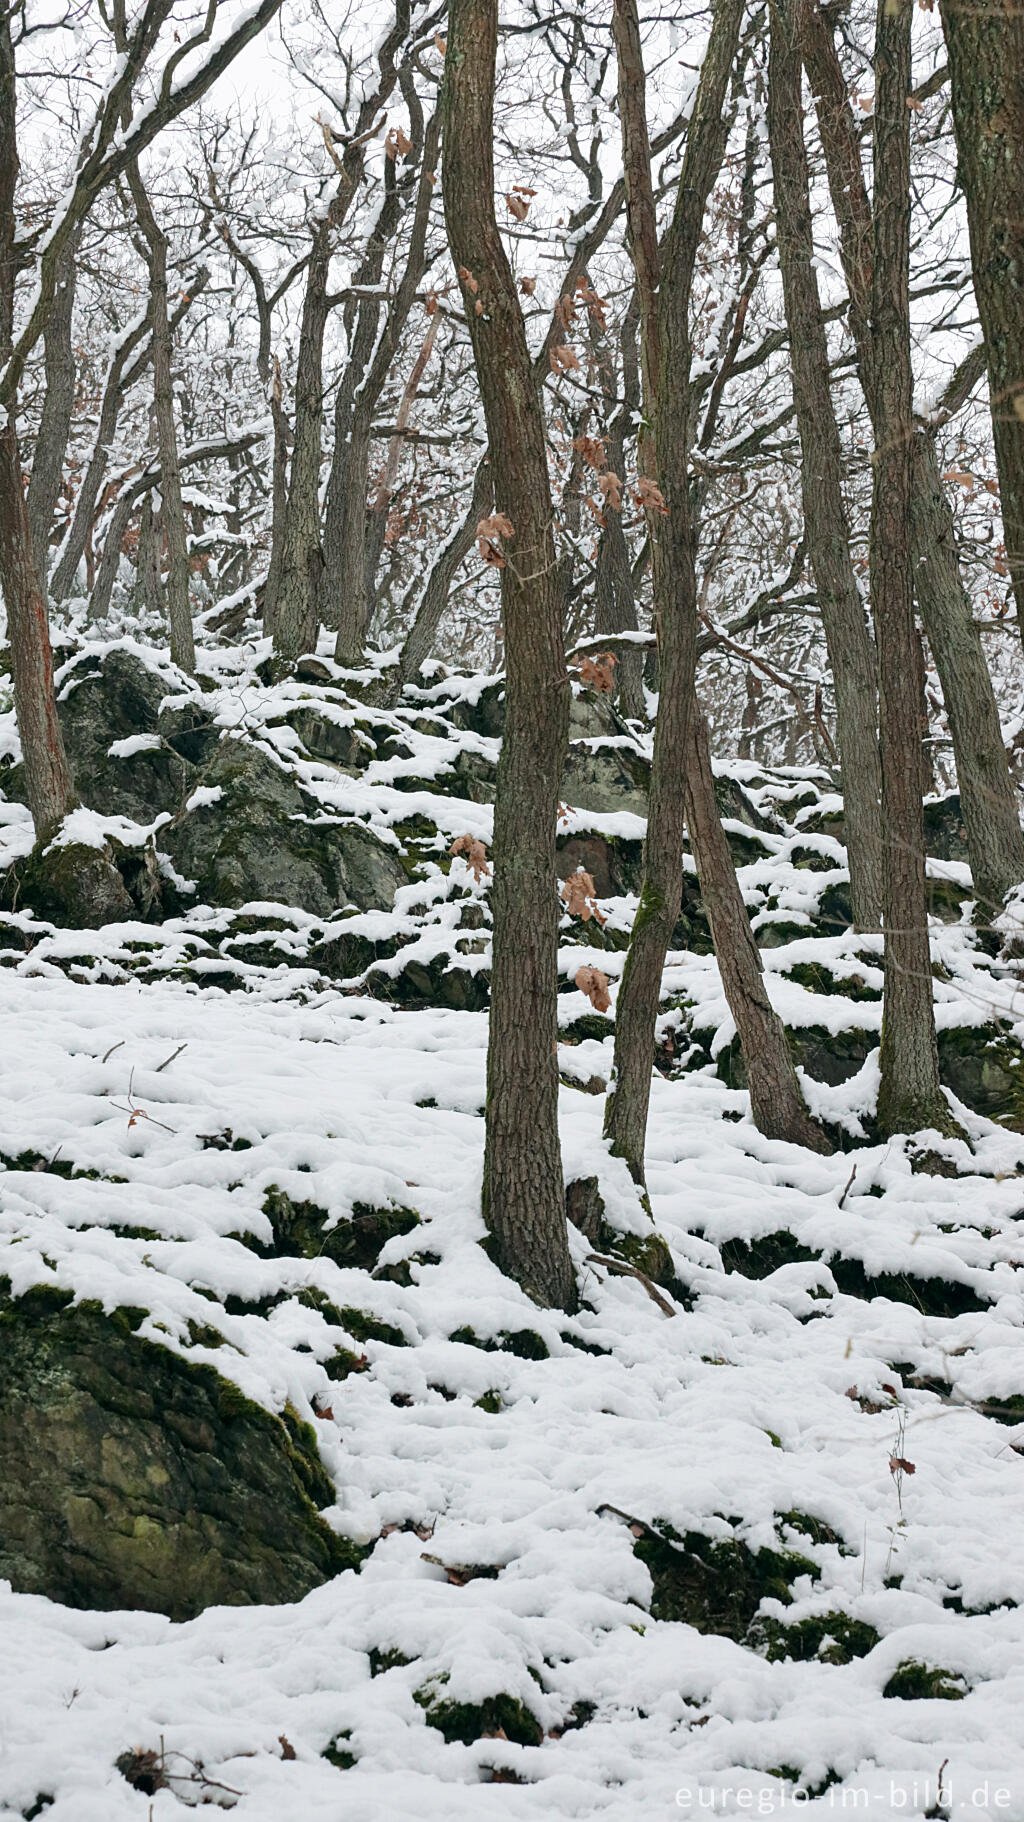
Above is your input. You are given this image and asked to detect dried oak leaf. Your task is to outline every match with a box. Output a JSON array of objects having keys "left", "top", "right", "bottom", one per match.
[
  {"left": 550, "top": 343, "right": 580, "bottom": 376},
  {"left": 889, "top": 1456, "right": 917, "bottom": 1476},
  {"left": 385, "top": 125, "right": 412, "bottom": 160},
  {"left": 279, "top": 1736, "right": 297, "bottom": 1760},
  {"left": 562, "top": 867, "right": 607, "bottom": 925},
  {"left": 578, "top": 650, "right": 618, "bottom": 694},
  {"left": 477, "top": 511, "right": 514, "bottom": 568},
  {"left": 574, "top": 432, "right": 607, "bottom": 472},
  {"left": 598, "top": 469, "right": 623, "bottom": 512},
  {"left": 634, "top": 475, "right": 669, "bottom": 516},
  {"left": 575, "top": 964, "right": 611, "bottom": 1013},
  {"left": 450, "top": 834, "right": 491, "bottom": 882},
  {"left": 519, "top": 274, "right": 537, "bottom": 296},
  {"left": 459, "top": 265, "right": 479, "bottom": 295}
]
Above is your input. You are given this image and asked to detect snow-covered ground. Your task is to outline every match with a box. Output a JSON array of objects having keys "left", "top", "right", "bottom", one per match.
[
  {"left": 2, "top": 641, "right": 1024, "bottom": 1819},
  {"left": 2, "top": 962, "right": 1024, "bottom": 1821}
]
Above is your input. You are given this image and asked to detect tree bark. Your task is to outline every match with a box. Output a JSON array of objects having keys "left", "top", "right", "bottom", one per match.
[
  {"left": 0, "top": 421, "right": 77, "bottom": 839},
  {"left": 391, "top": 455, "right": 492, "bottom": 698},
  {"left": 802, "top": 1, "right": 1024, "bottom": 913},
  {"left": 686, "top": 706, "right": 830, "bottom": 1151},
  {"left": 767, "top": 0, "right": 883, "bottom": 930},
  {"left": 128, "top": 166, "right": 194, "bottom": 674},
  {"left": 603, "top": 0, "right": 743, "bottom": 1183},
  {"left": 941, "top": 0, "right": 1024, "bottom": 635},
  {"left": 442, "top": 0, "right": 573, "bottom": 1310},
  {"left": 272, "top": 221, "right": 330, "bottom": 664},
  {"left": 0, "top": 6, "right": 75, "bottom": 841},
  {"left": 868, "top": 0, "right": 956, "bottom": 1137},
  {"left": 26, "top": 239, "right": 77, "bottom": 580}
]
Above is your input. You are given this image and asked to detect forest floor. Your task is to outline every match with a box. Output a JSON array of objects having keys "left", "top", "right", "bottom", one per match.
[{"left": 1, "top": 633, "right": 1023, "bottom": 1820}]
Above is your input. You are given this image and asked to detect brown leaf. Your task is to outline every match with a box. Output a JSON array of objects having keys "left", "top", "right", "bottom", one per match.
[
  {"left": 549, "top": 343, "right": 580, "bottom": 376},
  {"left": 519, "top": 275, "right": 537, "bottom": 296},
  {"left": 506, "top": 192, "right": 530, "bottom": 222},
  {"left": 459, "top": 266, "right": 479, "bottom": 295},
  {"left": 476, "top": 512, "right": 514, "bottom": 568},
  {"left": 434, "top": 31, "right": 447, "bottom": 54},
  {"left": 573, "top": 432, "right": 607, "bottom": 472},
  {"left": 450, "top": 834, "right": 491, "bottom": 882},
  {"left": 578, "top": 651, "right": 618, "bottom": 694},
  {"left": 598, "top": 470, "right": 622, "bottom": 512},
  {"left": 384, "top": 125, "right": 412, "bottom": 160},
  {"left": 574, "top": 964, "right": 611, "bottom": 1013},
  {"left": 889, "top": 1456, "right": 916, "bottom": 1476},
  {"left": 554, "top": 293, "right": 577, "bottom": 332},
  {"left": 279, "top": 1736, "right": 297, "bottom": 1760},
  {"left": 634, "top": 475, "right": 669, "bottom": 516},
  {"left": 562, "top": 868, "right": 607, "bottom": 926}
]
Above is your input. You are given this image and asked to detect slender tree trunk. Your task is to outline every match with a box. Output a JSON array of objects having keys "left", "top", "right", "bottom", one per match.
[
  {"left": 687, "top": 706, "right": 830, "bottom": 1150},
  {"left": 26, "top": 239, "right": 77, "bottom": 580},
  {"left": 802, "top": 1, "right": 1024, "bottom": 912},
  {"left": 272, "top": 223, "right": 329, "bottom": 664},
  {"left": 941, "top": 0, "right": 1024, "bottom": 635},
  {"left": 0, "top": 6, "right": 75, "bottom": 842},
  {"left": 391, "top": 455, "right": 492, "bottom": 698},
  {"left": 869, "top": 0, "right": 956, "bottom": 1138},
  {"left": 593, "top": 295, "right": 645, "bottom": 721},
  {"left": 442, "top": 0, "right": 573, "bottom": 1310},
  {"left": 767, "top": 0, "right": 883, "bottom": 930},
  {"left": 129, "top": 167, "right": 194, "bottom": 674},
  {"left": 262, "top": 358, "right": 290, "bottom": 638},
  {"left": 910, "top": 428, "right": 1024, "bottom": 911},
  {"left": 603, "top": 0, "right": 743, "bottom": 1182},
  {"left": 0, "top": 421, "right": 76, "bottom": 839}
]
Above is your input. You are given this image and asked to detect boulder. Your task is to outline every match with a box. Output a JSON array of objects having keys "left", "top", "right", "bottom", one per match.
[
  {"left": 159, "top": 738, "right": 407, "bottom": 916},
  {"left": 0, "top": 1288, "right": 357, "bottom": 1619}
]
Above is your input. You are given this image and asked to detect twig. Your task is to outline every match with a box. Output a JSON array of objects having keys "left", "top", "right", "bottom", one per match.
[
  {"left": 586, "top": 1251, "right": 677, "bottom": 1317},
  {"left": 154, "top": 1043, "right": 186, "bottom": 1073},
  {"left": 837, "top": 1163, "right": 857, "bottom": 1208},
  {"left": 101, "top": 1039, "right": 126, "bottom": 1064}
]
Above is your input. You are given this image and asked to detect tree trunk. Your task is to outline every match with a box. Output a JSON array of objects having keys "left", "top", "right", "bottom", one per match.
[
  {"left": 26, "top": 239, "right": 77, "bottom": 580},
  {"left": 686, "top": 706, "right": 830, "bottom": 1151},
  {"left": 442, "top": 0, "right": 573, "bottom": 1310},
  {"left": 0, "top": 6, "right": 75, "bottom": 842},
  {"left": 801, "top": 0, "right": 1024, "bottom": 915},
  {"left": 391, "top": 456, "right": 492, "bottom": 699},
  {"left": 910, "top": 428, "right": 1024, "bottom": 911},
  {"left": 941, "top": 0, "right": 1024, "bottom": 635},
  {"left": 868, "top": 0, "right": 955, "bottom": 1138},
  {"left": 767, "top": 0, "right": 883, "bottom": 930},
  {"left": 603, "top": 0, "right": 743, "bottom": 1183},
  {"left": 129, "top": 167, "right": 194, "bottom": 674},
  {"left": 272, "top": 223, "right": 329, "bottom": 664},
  {"left": 0, "top": 420, "right": 76, "bottom": 839},
  {"left": 263, "top": 357, "right": 290, "bottom": 638}
]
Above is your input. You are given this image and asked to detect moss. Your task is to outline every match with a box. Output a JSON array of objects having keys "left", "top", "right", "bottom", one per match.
[
  {"left": 598, "top": 1224, "right": 677, "bottom": 1290},
  {"left": 449, "top": 1324, "right": 550, "bottom": 1360},
  {"left": 559, "top": 1011, "right": 614, "bottom": 1042},
  {"left": 753, "top": 1611, "right": 880, "bottom": 1664},
  {"left": 474, "top": 1389, "right": 503, "bottom": 1413},
  {"left": 0, "top": 1288, "right": 361, "bottom": 1618},
  {"left": 368, "top": 1647, "right": 412, "bottom": 1676},
  {"left": 716, "top": 1228, "right": 989, "bottom": 1316},
  {"left": 633, "top": 1519, "right": 819, "bottom": 1641},
  {"left": 414, "top": 1685, "right": 543, "bottom": 1748},
  {"left": 882, "top": 1661, "right": 968, "bottom": 1701},
  {"left": 257, "top": 1187, "right": 419, "bottom": 1270},
  {"left": 783, "top": 961, "right": 881, "bottom": 1003},
  {"left": 336, "top": 1308, "right": 407, "bottom": 1347},
  {"left": 323, "top": 1732, "right": 356, "bottom": 1770}
]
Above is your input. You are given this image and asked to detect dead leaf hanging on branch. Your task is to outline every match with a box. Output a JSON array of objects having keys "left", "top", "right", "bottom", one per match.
[
  {"left": 577, "top": 651, "right": 618, "bottom": 694},
  {"left": 598, "top": 470, "right": 622, "bottom": 512},
  {"left": 574, "top": 964, "right": 611, "bottom": 1012},
  {"left": 476, "top": 511, "right": 514, "bottom": 568},
  {"left": 449, "top": 835, "right": 491, "bottom": 882},
  {"left": 634, "top": 475, "right": 669, "bottom": 516},
  {"left": 550, "top": 344, "right": 580, "bottom": 376},
  {"left": 561, "top": 868, "right": 607, "bottom": 925}
]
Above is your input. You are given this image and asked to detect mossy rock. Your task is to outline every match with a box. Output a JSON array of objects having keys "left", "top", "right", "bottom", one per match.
[
  {"left": 752, "top": 1611, "right": 880, "bottom": 1665},
  {"left": 414, "top": 1685, "right": 543, "bottom": 1747},
  {"left": 0, "top": 1287, "right": 359, "bottom": 1618},
  {"left": 162, "top": 738, "right": 406, "bottom": 916},
  {"left": 633, "top": 1520, "right": 818, "bottom": 1640},
  {"left": 260, "top": 1187, "right": 419, "bottom": 1270},
  {"left": 3, "top": 838, "right": 135, "bottom": 928},
  {"left": 385, "top": 951, "right": 489, "bottom": 1011},
  {"left": 882, "top": 1660, "right": 968, "bottom": 1701},
  {"left": 449, "top": 1324, "right": 550, "bottom": 1360},
  {"left": 936, "top": 1024, "right": 1024, "bottom": 1127},
  {"left": 717, "top": 1229, "right": 989, "bottom": 1316}
]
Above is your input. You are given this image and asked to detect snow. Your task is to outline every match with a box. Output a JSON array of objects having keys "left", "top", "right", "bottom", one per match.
[{"left": 2, "top": 640, "right": 1024, "bottom": 1818}]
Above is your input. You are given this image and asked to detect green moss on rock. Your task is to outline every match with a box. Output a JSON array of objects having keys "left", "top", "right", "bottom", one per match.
[
  {"left": 882, "top": 1660, "right": 968, "bottom": 1701},
  {"left": 414, "top": 1684, "right": 543, "bottom": 1747},
  {"left": 0, "top": 1287, "right": 359, "bottom": 1619},
  {"left": 633, "top": 1520, "right": 819, "bottom": 1640}
]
